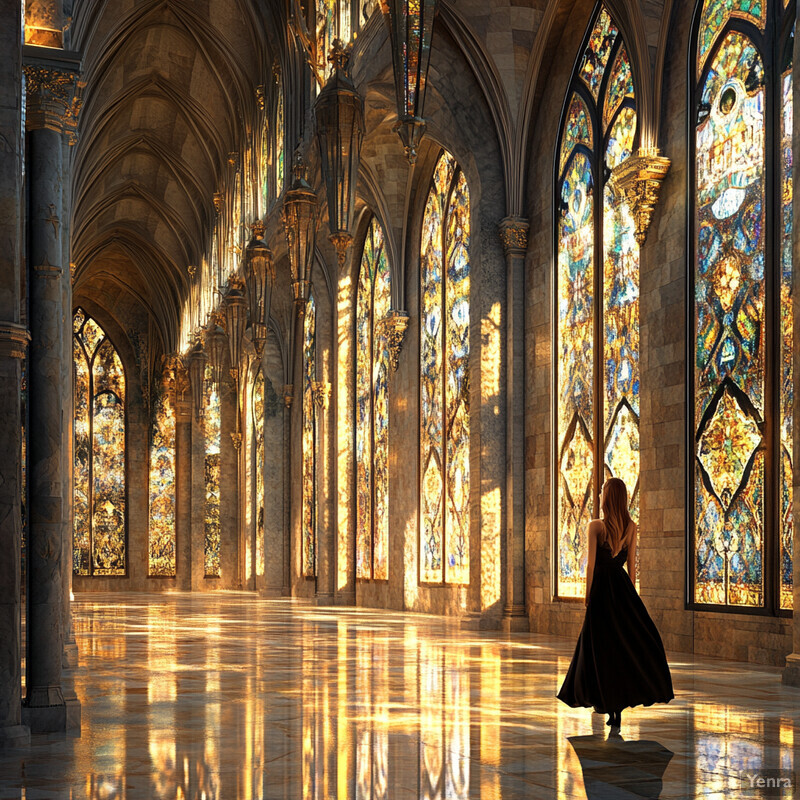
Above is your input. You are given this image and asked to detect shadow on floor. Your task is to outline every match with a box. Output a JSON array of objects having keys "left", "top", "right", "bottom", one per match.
[{"left": 568, "top": 733, "right": 675, "bottom": 799}]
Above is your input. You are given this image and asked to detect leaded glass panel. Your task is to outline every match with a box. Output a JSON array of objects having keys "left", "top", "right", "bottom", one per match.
[
  {"left": 73, "top": 310, "right": 126, "bottom": 576},
  {"left": 555, "top": 5, "right": 639, "bottom": 599},
  {"left": 303, "top": 296, "right": 317, "bottom": 577},
  {"left": 148, "top": 381, "right": 176, "bottom": 577},
  {"left": 204, "top": 364, "right": 222, "bottom": 578},
  {"left": 420, "top": 152, "right": 470, "bottom": 585},
  {"left": 356, "top": 219, "right": 391, "bottom": 581},
  {"left": 253, "top": 370, "right": 265, "bottom": 580}
]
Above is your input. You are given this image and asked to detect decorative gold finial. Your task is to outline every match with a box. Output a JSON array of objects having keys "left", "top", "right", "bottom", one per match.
[
  {"left": 187, "top": 264, "right": 197, "bottom": 277},
  {"left": 255, "top": 84, "right": 265, "bottom": 111},
  {"left": 213, "top": 192, "right": 224, "bottom": 213},
  {"left": 610, "top": 150, "right": 671, "bottom": 246}
]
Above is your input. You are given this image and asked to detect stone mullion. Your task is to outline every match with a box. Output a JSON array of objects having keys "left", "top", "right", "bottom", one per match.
[{"left": 499, "top": 217, "right": 529, "bottom": 630}]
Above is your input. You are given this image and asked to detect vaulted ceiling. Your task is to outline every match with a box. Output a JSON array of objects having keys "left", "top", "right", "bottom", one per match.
[{"left": 70, "top": 0, "right": 277, "bottom": 352}]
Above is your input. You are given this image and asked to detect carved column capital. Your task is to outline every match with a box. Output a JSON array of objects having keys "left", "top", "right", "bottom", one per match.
[
  {"left": 0, "top": 323, "right": 31, "bottom": 360},
  {"left": 24, "top": 56, "right": 83, "bottom": 141},
  {"left": 609, "top": 150, "right": 671, "bottom": 246},
  {"left": 498, "top": 216, "right": 529, "bottom": 258},
  {"left": 379, "top": 309, "right": 409, "bottom": 372},
  {"left": 283, "top": 384, "right": 294, "bottom": 408}
]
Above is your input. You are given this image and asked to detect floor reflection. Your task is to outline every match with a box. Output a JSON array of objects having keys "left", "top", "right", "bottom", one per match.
[
  {"left": 568, "top": 734, "right": 674, "bottom": 799},
  {"left": 0, "top": 594, "right": 798, "bottom": 799}
]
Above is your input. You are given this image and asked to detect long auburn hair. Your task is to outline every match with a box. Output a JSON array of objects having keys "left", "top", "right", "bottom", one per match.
[{"left": 600, "top": 477, "right": 632, "bottom": 555}]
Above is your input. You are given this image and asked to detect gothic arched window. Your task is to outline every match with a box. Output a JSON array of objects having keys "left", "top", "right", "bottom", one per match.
[
  {"left": 691, "top": 0, "right": 794, "bottom": 610},
  {"left": 420, "top": 151, "right": 470, "bottom": 585},
  {"left": 356, "top": 218, "right": 391, "bottom": 580},
  {"left": 252, "top": 369, "right": 265, "bottom": 582},
  {"left": 73, "top": 308, "right": 127, "bottom": 576},
  {"left": 260, "top": 114, "right": 270, "bottom": 216},
  {"left": 303, "top": 295, "right": 317, "bottom": 577},
  {"left": 276, "top": 84, "right": 285, "bottom": 198},
  {"left": 554, "top": 6, "right": 639, "bottom": 599},
  {"left": 148, "top": 369, "right": 176, "bottom": 577},
  {"left": 204, "top": 364, "right": 222, "bottom": 578}
]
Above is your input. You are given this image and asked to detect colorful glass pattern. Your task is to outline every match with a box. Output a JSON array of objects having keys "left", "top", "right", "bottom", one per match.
[
  {"left": 578, "top": 9, "right": 618, "bottom": 100},
  {"left": 260, "top": 116, "right": 270, "bottom": 215},
  {"left": 204, "top": 364, "right": 221, "bottom": 578},
  {"left": 694, "top": 30, "right": 766, "bottom": 606},
  {"left": 276, "top": 88, "right": 285, "bottom": 197},
  {"left": 356, "top": 218, "right": 391, "bottom": 581},
  {"left": 316, "top": 0, "right": 336, "bottom": 84},
  {"left": 780, "top": 39, "right": 794, "bottom": 609},
  {"left": 556, "top": 6, "right": 639, "bottom": 598},
  {"left": 303, "top": 296, "right": 317, "bottom": 577},
  {"left": 559, "top": 94, "right": 593, "bottom": 182},
  {"left": 253, "top": 370, "right": 265, "bottom": 580},
  {"left": 148, "top": 380, "right": 176, "bottom": 577},
  {"left": 698, "top": 0, "right": 766, "bottom": 70},
  {"left": 420, "top": 151, "right": 470, "bottom": 584},
  {"left": 73, "top": 309, "right": 126, "bottom": 576}
]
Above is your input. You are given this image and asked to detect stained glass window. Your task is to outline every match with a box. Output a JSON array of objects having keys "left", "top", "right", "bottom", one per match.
[
  {"left": 148, "top": 372, "right": 176, "bottom": 577},
  {"left": 314, "top": 0, "right": 351, "bottom": 88},
  {"left": 253, "top": 370, "right": 265, "bottom": 581},
  {"left": 555, "top": 7, "right": 639, "bottom": 599},
  {"left": 420, "top": 151, "right": 470, "bottom": 585},
  {"left": 73, "top": 308, "right": 126, "bottom": 576},
  {"left": 692, "top": 1, "right": 794, "bottom": 610},
  {"left": 260, "top": 115, "right": 270, "bottom": 215},
  {"left": 356, "top": 218, "right": 392, "bottom": 581},
  {"left": 276, "top": 86, "right": 285, "bottom": 198},
  {"left": 303, "top": 295, "right": 317, "bottom": 577},
  {"left": 204, "top": 364, "right": 221, "bottom": 578}
]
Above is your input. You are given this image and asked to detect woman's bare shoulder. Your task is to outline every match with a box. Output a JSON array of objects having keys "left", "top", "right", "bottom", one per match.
[{"left": 588, "top": 518, "right": 604, "bottom": 534}]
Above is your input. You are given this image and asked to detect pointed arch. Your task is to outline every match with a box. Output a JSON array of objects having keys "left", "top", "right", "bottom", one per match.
[
  {"left": 554, "top": 4, "right": 640, "bottom": 600},
  {"left": 73, "top": 308, "right": 127, "bottom": 576},
  {"left": 690, "top": 0, "right": 795, "bottom": 611}
]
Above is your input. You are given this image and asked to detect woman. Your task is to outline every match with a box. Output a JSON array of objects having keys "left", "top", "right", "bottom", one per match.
[{"left": 557, "top": 477, "right": 673, "bottom": 728}]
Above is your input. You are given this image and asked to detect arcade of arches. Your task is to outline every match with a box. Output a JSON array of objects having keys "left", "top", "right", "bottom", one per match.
[{"left": 2, "top": 0, "right": 800, "bottom": 794}]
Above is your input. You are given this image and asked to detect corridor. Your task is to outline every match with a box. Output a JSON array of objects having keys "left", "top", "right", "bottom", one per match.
[{"left": 0, "top": 594, "right": 797, "bottom": 799}]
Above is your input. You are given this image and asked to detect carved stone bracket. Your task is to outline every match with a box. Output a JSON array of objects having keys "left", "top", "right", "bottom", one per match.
[
  {"left": 498, "top": 216, "right": 529, "bottom": 257},
  {"left": 610, "top": 150, "right": 671, "bottom": 246},
  {"left": 379, "top": 309, "right": 409, "bottom": 372},
  {"left": 255, "top": 84, "right": 265, "bottom": 111},
  {"left": 0, "top": 323, "right": 31, "bottom": 360},
  {"left": 23, "top": 59, "right": 83, "bottom": 142},
  {"left": 311, "top": 380, "right": 331, "bottom": 409},
  {"left": 283, "top": 384, "right": 294, "bottom": 409}
]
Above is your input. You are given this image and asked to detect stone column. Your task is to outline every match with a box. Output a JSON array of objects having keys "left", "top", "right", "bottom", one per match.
[
  {"left": 282, "top": 385, "right": 293, "bottom": 596},
  {"left": 220, "top": 378, "right": 239, "bottom": 588},
  {"left": 0, "top": 0, "right": 30, "bottom": 749},
  {"left": 22, "top": 53, "right": 81, "bottom": 733},
  {"left": 175, "top": 392, "right": 192, "bottom": 591},
  {"left": 782, "top": 9, "right": 800, "bottom": 686},
  {"left": 499, "top": 217, "right": 529, "bottom": 631},
  {"left": 313, "top": 380, "right": 333, "bottom": 603}
]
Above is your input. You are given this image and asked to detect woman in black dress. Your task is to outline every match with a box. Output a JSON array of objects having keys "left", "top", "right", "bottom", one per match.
[{"left": 557, "top": 477, "right": 673, "bottom": 728}]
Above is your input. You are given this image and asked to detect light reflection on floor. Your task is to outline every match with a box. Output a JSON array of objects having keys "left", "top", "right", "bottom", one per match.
[{"left": 0, "top": 593, "right": 799, "bottom": 799}]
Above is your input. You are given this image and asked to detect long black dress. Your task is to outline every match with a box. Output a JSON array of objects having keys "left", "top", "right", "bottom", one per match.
[{"left": 557, "top": 540, "right": 674, "bottom": 714}]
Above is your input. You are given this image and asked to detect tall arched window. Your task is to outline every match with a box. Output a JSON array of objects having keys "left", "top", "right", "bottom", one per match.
[
  {"left": 148, "top": 370, "right": 176, "bottom": 577},
  {"left": 691, "top": 0, "right": 794, "bottom": 610},
  {"left": 554, "top": 6, "right": 639, "bottom": 599},
  {"left": 204, "top": 364, "right": 222, "bottom": 578},
  {"left": 303, "top": 295, "right": 317, "bottom": 577},
  {"left": 356, "top": 218, "right": 391, "bottom": 581},
  {"left": 260, "top": 114, "right": 270, "bottom": 216},
  {"left": 252, "top": 369, "right": 265, "bottom": 582},
  {"left": 73, "top": 308, "right": 127, "bottom": 576},
  {"left": 276, "top": 83, "right": 285, "bottom": 198},
  {"left": 420, "top": 151, "right": 470, "bottom": 585}
]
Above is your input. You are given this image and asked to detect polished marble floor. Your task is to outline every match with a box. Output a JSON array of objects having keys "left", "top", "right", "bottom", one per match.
[{"left": 1, "top": 593, "right": 800, "bottom": 799}]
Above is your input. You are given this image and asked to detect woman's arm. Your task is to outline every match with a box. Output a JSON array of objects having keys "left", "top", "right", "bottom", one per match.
[
  {"left": 585, "top": 521, "right": 598, "bottom": 606},
  {"left": 626, "top": 523, "right": 638, "bottom": 585}
]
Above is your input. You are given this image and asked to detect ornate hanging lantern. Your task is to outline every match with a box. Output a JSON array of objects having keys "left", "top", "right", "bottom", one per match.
[
  {"left": 281, "top": 152, "right": 319, "bottom": 312},
  {"left": 224, "top": 274, "right": 248, "bottom": 381},
  {"left": 381, "top": 0, "right": 438, "bottom": 163},
  {"left": 245, "top": 220, "right": 274, "bottom": 359},
  {"left": 206, "top": 311, "right": 228, "bottom": 388},
  {"left": 313, "top": 41, "right": 365, "bottom": 269},
  {"left": 187, "top": 338, "right": 208, "bottom": 421}
]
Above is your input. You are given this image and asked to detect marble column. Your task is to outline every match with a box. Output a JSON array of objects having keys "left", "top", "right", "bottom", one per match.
[
  {"left": 499, "top": 217, "right": 529, "bottom": 632},
  {"left": 0, "top": 0, "right": 30, "bottom": 749},
  {"left": 175, "top": 394, "right": 192, "bottom": 591},
  {"left": 782, "top": 4, "right": 800, "bottom": 687},
  {"left": 23, "top": 53, "right": 81, "bottom": 733}
]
